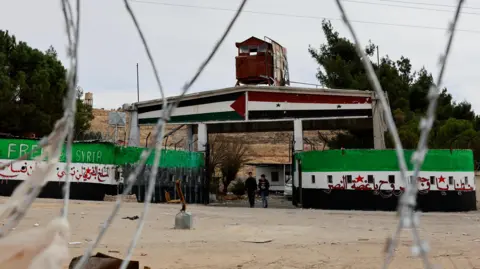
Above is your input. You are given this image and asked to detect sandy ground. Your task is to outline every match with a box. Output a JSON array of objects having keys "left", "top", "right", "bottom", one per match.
[{"left": 1, "top": 197, "right": 480, "bottom": 269}]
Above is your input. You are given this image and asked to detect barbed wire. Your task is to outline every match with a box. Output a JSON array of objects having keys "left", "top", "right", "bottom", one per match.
[
  {"left": 333, "top": 0, "right": 464, "bottom": 268},
  {"left": 0, "top": 0, "right": 80, "bottom": 240},
  {"left": 0, "top": 0, "right": 464, "bottom": 267},
  {"left": 60, "top": 0, "right": 81, "bottom": 219},
  {"left": 72, "top": 0, "right": 248, "bottom": 268}
]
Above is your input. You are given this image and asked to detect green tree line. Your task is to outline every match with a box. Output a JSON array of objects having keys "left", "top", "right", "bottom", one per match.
[
  {"left": 309, "top": 21, "right": 480, "bottom": 165},
  {"left": 0, "top": 30, "right": 93, "bottom": 139}
]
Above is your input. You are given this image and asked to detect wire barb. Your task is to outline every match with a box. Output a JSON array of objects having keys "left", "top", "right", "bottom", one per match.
[
  {"left": 60, "top": 0, "right": 81, "bottom": 219},
  {"left": 333, "top": 0, "right": 465, "bottom": 268},
  {"left": 0, "top": 0, "right": 81, "bottom": 239}
]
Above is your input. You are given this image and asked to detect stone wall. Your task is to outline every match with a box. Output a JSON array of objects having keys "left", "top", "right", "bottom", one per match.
[{"left": 89, "top": 109, "right": 334, "bottom": 164}]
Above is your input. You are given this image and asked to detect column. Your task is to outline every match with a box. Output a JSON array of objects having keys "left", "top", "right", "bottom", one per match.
[
  {"left": 128, "top": 108, "right": 140, "bottom": 147},
  {"left": 185, "top": 125, "right": 194, "bottom": 151},
  {"left": 293, "top": 119, "right": 303, "bottom": 208},
  {"left": 293, "top": 119, "right": 303, "bottom": 152},
  {"left": 197, "top": 123, "right": 207, "bottom": 152},
  {"left": 196, "top": 123, "right": 209, "bottom": 205},
  {"left": 372, "top": 93, "right": 387, "bottom": 149}
]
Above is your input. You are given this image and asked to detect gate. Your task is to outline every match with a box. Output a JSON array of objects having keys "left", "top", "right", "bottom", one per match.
[{"left": 122, "top": 164, "right": 206, "bottom": 204}]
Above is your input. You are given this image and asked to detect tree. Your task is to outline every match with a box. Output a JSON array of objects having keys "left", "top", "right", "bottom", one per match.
[
  {"left": 0, "top": 30, "right": 93, "bottom": 138},
  {"left": 308, "top": 20, "right": 479, "bottom": 160},
  {"left": 208, "top": 134, "right": 228, "bottom": 178},
  {"left": 206, "top": 135, "right": 250, "bottom": 194},
  {"left": 216, "top": 136, "right": 250, "bottom": 194}
]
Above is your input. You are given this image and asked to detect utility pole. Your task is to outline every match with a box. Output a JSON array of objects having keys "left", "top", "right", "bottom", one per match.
[
  {"left": 136, "top": 63, "right": 140, "bottom": 102},
  {"left": 376, "top": 46, "right": 380, "bottom": 66}
]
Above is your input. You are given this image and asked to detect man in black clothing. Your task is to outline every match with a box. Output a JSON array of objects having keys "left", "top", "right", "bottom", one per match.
[{"left": 244, "top": 172, "right": 257, "bottom": 208}]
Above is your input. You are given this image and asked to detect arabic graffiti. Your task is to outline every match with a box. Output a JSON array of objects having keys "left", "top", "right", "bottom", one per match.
[
  {"left": 0, "top": 159, "right": 115, "bottom": 184},
  {"left": 322, "top": 175, "right": 474, "bottom": 197},
  {"left": 55, "top": 166, "right": 111, "bottom": 183}
]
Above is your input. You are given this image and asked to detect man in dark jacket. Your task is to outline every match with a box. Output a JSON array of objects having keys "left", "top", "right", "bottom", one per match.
[
  {"left": 244, "top": 172, "right": 257, "bottom": 208},
  {"left": 258, "top": 174, "right": 270, "bottom": 208}
]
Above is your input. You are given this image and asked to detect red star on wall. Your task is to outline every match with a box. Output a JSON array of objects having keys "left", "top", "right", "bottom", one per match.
[
  {"left": 438, "top": 176, "right": 445, "bottom": 183},
  {"left": 355, "top": 175, "right": 364, "bottom": 183}
]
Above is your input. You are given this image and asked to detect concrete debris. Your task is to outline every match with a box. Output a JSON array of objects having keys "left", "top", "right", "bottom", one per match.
[
  {"left": 103, "top": 194, "right": 137, "bottom": 203},
  {"left": 68, "top": 252, "right": 139, "bottom": 269}
]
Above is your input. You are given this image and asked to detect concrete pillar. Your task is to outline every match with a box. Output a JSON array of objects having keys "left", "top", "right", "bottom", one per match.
[
  {"left": 128, "top": 108, "right": 140, "bottom": 147},
  {"left": 293, "top": 119, "right": 304, "bottom": 208},
  {"left": 197, "top": 123, "right": 210, "bottom": 205},
  {"left": 185, "top": 125, "right": 194, "bottom": 151},
  {"left": 293, "top": 119, "right": 303, "bottom": 152},
  {"left": 372, "top": 93, "right": 387, "bottom": 149},
  {"left": 197, "top": 123, "right": 207, "bottom": 152}
]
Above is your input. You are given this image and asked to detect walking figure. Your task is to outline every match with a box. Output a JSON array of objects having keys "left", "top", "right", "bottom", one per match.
[
  {"left": 258, "top": 174, "right": 270, "bottom": 208},
  {"left": 244, "top": 172, "right": 257, "bottom": 208}
]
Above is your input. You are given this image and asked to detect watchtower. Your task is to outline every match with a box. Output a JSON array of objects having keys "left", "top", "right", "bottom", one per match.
[
  {"left": 84, "top": 92, "right": 93, "bottom": 106},
  {"left": 235, "top": 36, "right": 290, "bottom": 87}
]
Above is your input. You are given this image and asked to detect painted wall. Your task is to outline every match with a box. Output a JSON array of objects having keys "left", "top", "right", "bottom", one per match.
[
  {"left": 0, "top": 138, "right": 204, "bottom": 185},
  {"left": 296, "top": 149, "right": 474, "bottom": 173},
  {"left": 301, "top": 171, "right": 474, "bottom": 192},
  {"left": 294, "top": 149, "right": 476, "bottom": 194},
  {"left": 254, "top": 165, "right": 287, "bottom": 191},
  {"left": 0, "top": 160, "right": 116, "bottom": 185},
  {"left": 0, "top": 138, "right": 204, "bottom": 168},
  {"left": 0, "top": 139, "right": 116, "bottom": 164}
]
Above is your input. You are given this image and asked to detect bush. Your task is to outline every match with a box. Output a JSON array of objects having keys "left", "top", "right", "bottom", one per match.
[
  {"left": 230, "top": 179, "right": 245, "bottom": 196},
  {"left": 209, "top": 177, "right": 220, "bottom": 194}
]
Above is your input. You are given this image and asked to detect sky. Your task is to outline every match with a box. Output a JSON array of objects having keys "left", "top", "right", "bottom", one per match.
[{"left": 1, "top": 0, "right": 480, "bottom": 112}]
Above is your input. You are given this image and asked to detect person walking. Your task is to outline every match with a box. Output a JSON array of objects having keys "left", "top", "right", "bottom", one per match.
[
  {"left": 258, "top": 174, "right": 270, "bottom": 208},
  {"left": 244, "top": 172, "right": 257, "bottom": 208}
]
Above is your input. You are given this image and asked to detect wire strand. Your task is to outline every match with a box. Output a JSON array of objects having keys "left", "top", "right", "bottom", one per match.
[
  {"left": 343, "top": 0, "right": 480, "bottom": 16},
  {"left": 129, "top": 0, "right": 480, "bottom": 34},
  {"left": 333, "top": 0, "right": 465, "bottom": 268},
  {"left": 0, "top": 0, "right": 465, "bottom": 268},
  {"left": 363, "top": 0, "right": 480, "bottom": 10},
  {"left": 0, "top": 0, "right": 80, "bottom": 238},
  {"left": 119, "top": 0, "right": 247, "bottom": 267},
  {"left": 73, "top": 0, "right": 247, "bottom": 267},
  {"left": 60, "top": 0, "right": 81, "bottom": 219}
]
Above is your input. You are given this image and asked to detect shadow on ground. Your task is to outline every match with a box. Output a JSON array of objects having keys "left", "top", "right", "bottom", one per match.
[{"left": 208, "top": 195, "right": 295, "bottom": 209}]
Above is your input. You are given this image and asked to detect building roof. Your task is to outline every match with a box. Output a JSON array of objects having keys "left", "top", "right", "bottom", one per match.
[
  {"left": 235, "top": 36, "right": 267, "bottom": 48},
  {"left": 133, "top": 85, "right": 374, "bottom": 108}
]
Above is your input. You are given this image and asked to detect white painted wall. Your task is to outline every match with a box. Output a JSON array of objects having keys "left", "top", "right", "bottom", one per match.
[
  {"left": 301, "top": 171, "right": 475, "bottom": 191},
  {"left": 255, "top": 165, "right": 287, "bottom": 192},
  {"left": 0, "top": 159, "right": 118, "bottom": 185}
]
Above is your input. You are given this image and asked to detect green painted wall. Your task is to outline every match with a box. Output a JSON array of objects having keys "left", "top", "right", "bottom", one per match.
[
  {"left": 295, "top": 149, "right": 474, "bottom": 172},
  {"left": 0, "top": 138, "right": 204, "bottom": 168},
  {"left": 114, "top": 146, "right": 204, "bottom": 168},
  {"left": 0, "top": 139, "right": 116, "bottom": 164}
]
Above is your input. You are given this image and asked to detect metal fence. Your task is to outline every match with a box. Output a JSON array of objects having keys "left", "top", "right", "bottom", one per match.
[{"left": 121, "top": 164, "right": 206, "bottom": 204}]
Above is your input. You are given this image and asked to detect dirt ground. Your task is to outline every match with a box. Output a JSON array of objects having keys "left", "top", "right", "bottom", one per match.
[{"left": 1, "top": 197, "right": 480, "bottom": 269}]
